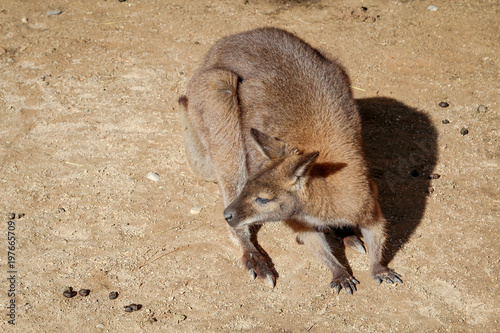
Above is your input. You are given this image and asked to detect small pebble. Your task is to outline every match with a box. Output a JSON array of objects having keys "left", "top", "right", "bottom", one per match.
[
  {"left": 442, "top": 119, "right": 450, "bottom": 124},
  {"left": 429, "top": 173, "right": 441, "bottom": 179},
  {"left": 119, "top": 0, "right": 128, "bottom": 2},
  {"left": 8, "top": 213, "right": 16, "bottom": 220},
  {"left": 17, "top": 213, "right": 25, "bottom": 219},
  {"left": 410, "top": 170, "right": 419, "bottom": 177},
  {"left": 476, "top": 105, "right": 488, "bottom": 113},
  {"left": 21, "top": 17, "right": 28, "bottom": 24},
  {"left": 79, "top": 289, "right": 91, "bottom": 296},
  {"left": 460, "top": 128, "right": 469, "bottom": 136},
  {"left": 190, "top": 207, "right": 202, "bottom": 215},
  {"left": 47, "top": 10, "right": 63, "bottom": 16},
  {"left": 96, "top": 324, "right": 105, "bottom": 329},
  {"left": 146, "top": 172, "right": 160, "bottom": 182},
  {"left": 57, "top": 207, "right": 66, "bottom": 213},
  {"left": 63, "top": 287, "right": 77, "bottom": 298},
  {"left": 109, "top": 291, "right": 119, "bottom": 300},
  {"left": 427, "top": 5, "right": 438, "bottom": 12},
  {"left": 439, "top": 102, "right": 449, "bottom": 108},
  {"left": 124, "top": 305, "right": 134, "bottom": 312}
]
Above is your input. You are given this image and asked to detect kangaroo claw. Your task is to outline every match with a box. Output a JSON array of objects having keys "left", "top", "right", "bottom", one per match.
[
  {"left": 242, "top": 251, "right": 276, "bottom": 288},
  {"left": 372, "top": 267, "right": 403, "bottom": 285},
  {"left": 330, "top": 274, "right": 359, "bottom": 295}
]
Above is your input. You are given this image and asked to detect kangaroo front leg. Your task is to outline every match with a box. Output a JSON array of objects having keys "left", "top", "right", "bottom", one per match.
[
  {"left": 229, "top": 225, "right": 276, "bottom": 288},
  {"left": 298, "top": 231, "right": 359, "bottom": 295},
  {"left": 360, "top": 221, "right": 403, "bottom": 285}
]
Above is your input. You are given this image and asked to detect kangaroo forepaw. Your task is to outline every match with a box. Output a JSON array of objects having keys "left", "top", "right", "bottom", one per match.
[
  {"left": 330, "top": 274, "right": 359, "bottom": 295},
  {"left": 372, "top": 268, "right": 403, "bottom": 285},
  {"left": 242, "top": 251, "right": 276, "bottom": 288}
]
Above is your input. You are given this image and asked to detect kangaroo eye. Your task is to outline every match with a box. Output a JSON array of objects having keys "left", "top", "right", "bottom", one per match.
[{"left": 255, "top": 197, "right": 272, "bottom": 205}]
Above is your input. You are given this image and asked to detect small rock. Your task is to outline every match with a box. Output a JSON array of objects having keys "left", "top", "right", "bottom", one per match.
[
  {"left": 57, "top": 207, "right": 66, "bottom": 213},
  {"left": 410, "top": 170, "right": 419, "bottom": 177},
  {"left": 190, "top": 207, "right": 202, "bottom": 215},
  {"left": 146, "top": 172, "right": 160, "bottom": 182},
  {"left": 96, "top": 324, "right": 105, "bottom": 329},
  {"left": 47, "top": 10, "right": 63, "bottom": 16},
  {"left": 63, "top": 287, "right": 77, "bottom": 298},
  {"left": 173, "top": 314, "right": 187, "bottom": 323},
  {"left": 429, "top": 173, "right": 441, "bottom": 179},
  {"left": 79, "top": 289, "right": 90, "bottom": 296},
  {"left": 119, "top": 0, "right": 128, "bottom": 2},
  {"left": 124, "top": 305, "right": 133, "bottom": 312},
  {"left": 439, "top": 102, "right": 449, "bottom": 108},
  {"left": 8, "top": 213, "right": 16, "bottom": 220},
  {"left": 21, "top": 17, "right": 28, "bottom": 24},
  {"left": 442, "top": 119, "right": 450, "bottom": 124},
  {"left": 17, "top": 213, "right": 25, "bottom": 219},
  {"left": 427, "top": 5, "right": 438, "bottom": 12},
  {"left": 476, "top": 105, "right": 488, "bottom": 113},
  {"left": 109, "top": 291, "right": 119, "bottom": 300},
  {"left": 460, "top": 128, "right": 469, "bottom": 136}
]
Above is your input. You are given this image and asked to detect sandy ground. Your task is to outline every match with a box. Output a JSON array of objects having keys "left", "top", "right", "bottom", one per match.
[{"left": 0, "top": 0, "right": 499, "bottom": 332}]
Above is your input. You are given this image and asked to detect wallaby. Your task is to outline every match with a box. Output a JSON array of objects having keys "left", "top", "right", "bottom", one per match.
[{"left": 178, "top": 27, "right": 402, "bottom": 294}]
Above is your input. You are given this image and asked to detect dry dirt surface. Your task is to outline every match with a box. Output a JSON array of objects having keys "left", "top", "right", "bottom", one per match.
[{"left": 1, "top": 0, "right": 499, "bottom": 332}]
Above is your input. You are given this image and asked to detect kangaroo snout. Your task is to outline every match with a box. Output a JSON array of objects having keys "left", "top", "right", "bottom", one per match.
[{"left": 223, "top": 209, "right": 234, "bottom": 224}]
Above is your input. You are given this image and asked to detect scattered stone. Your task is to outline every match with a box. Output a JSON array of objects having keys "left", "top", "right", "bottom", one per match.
[
  {"left": 427, "top": 5, "right": 438, "bottom": 12},
  {"left": 63, "top": 287, "right": 77, "bottom": 298},
  {"left": 109, "top": 291, "right": 119, "bottom": 300},
  {"left": 190, "top": 207, "right": 202, "bottom": 215},
  {"left": 442, "top": 119, "right": 450, "bottom": 124},
  {"left": 429, "top": 173, "right": 441, "bottom": 179},
  {"left": 146, "top": 172, "right": 160, "bottom": 182},
  {"left": 124, "top": 305, "right": 134, "bottom": 312},
  {"left": 78, "top": 289, "right": 90, "bottom": 296},
  {"left": 57, "top": 207, "right": 66, "bottom": 213},
  {"left": 476, "top": 105, "right": 488, "bottom": 113},
  {"left": 17, "top": 213, "right": 25, "bottom": 219},
  {"left": 47, "top": 10, "right": 63, "bottom": 16},
  {"left": 460, "top": 128, "right": 469, "bottom": 136},
  {"left": 410, "top": 169, "right": 419, "bottom": 177},
  {"left": 439, "top": 102, "right": 449, "bottom": 108},
  {"left": 8, "top": 213, "right": 16, "bottom": 220},
  {"left": 173, "top": 314, "right": 187, "bottom": 323},
  {"left": 119, "top": 0, "right": 128, "bottom": 2},
  {"left": 21, "top": 17, "right": 28, "bottom": 24}
]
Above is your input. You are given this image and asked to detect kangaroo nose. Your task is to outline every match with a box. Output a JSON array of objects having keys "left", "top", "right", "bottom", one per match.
[{"left": 223, "top": 210, "right": 234, "bottom": 223}]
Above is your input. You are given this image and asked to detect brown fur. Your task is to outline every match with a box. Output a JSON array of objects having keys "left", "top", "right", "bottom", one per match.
[{"left": 179, "top": 28, "right": 402, "bottom": 294}]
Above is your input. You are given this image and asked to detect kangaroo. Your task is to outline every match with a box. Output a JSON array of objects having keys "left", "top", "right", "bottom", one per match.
[{"left": 178, "top": 27, "right": 402, "bottom": 294}]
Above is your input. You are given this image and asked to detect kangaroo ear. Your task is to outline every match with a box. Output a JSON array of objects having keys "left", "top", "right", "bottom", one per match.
[
  {"left": 289, "top": 152, "right": 319, "bottom": 186},
  {"left": 250, "top": 128, "right": 301, "bottom": 160}
]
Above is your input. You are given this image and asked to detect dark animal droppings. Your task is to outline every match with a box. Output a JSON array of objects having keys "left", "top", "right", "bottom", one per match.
[
  {"left": 63, "top": 287, "right": 77, "bottom": 298},
  {"left": 130, "top": 304, "right": 142, "bottom": 311},
  {"left": 79, "top": 289, "right": 90, "bottom": 296}
]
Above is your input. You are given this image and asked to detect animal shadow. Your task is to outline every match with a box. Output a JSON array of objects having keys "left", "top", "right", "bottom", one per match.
[{"left": 357, "top": 97, "right": 438, "bottom": 265}]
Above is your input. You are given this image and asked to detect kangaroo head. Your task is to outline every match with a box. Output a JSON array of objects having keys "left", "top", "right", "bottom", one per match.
[{"left": 223, "top": 129, "right": 319, "bottom": 228}]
